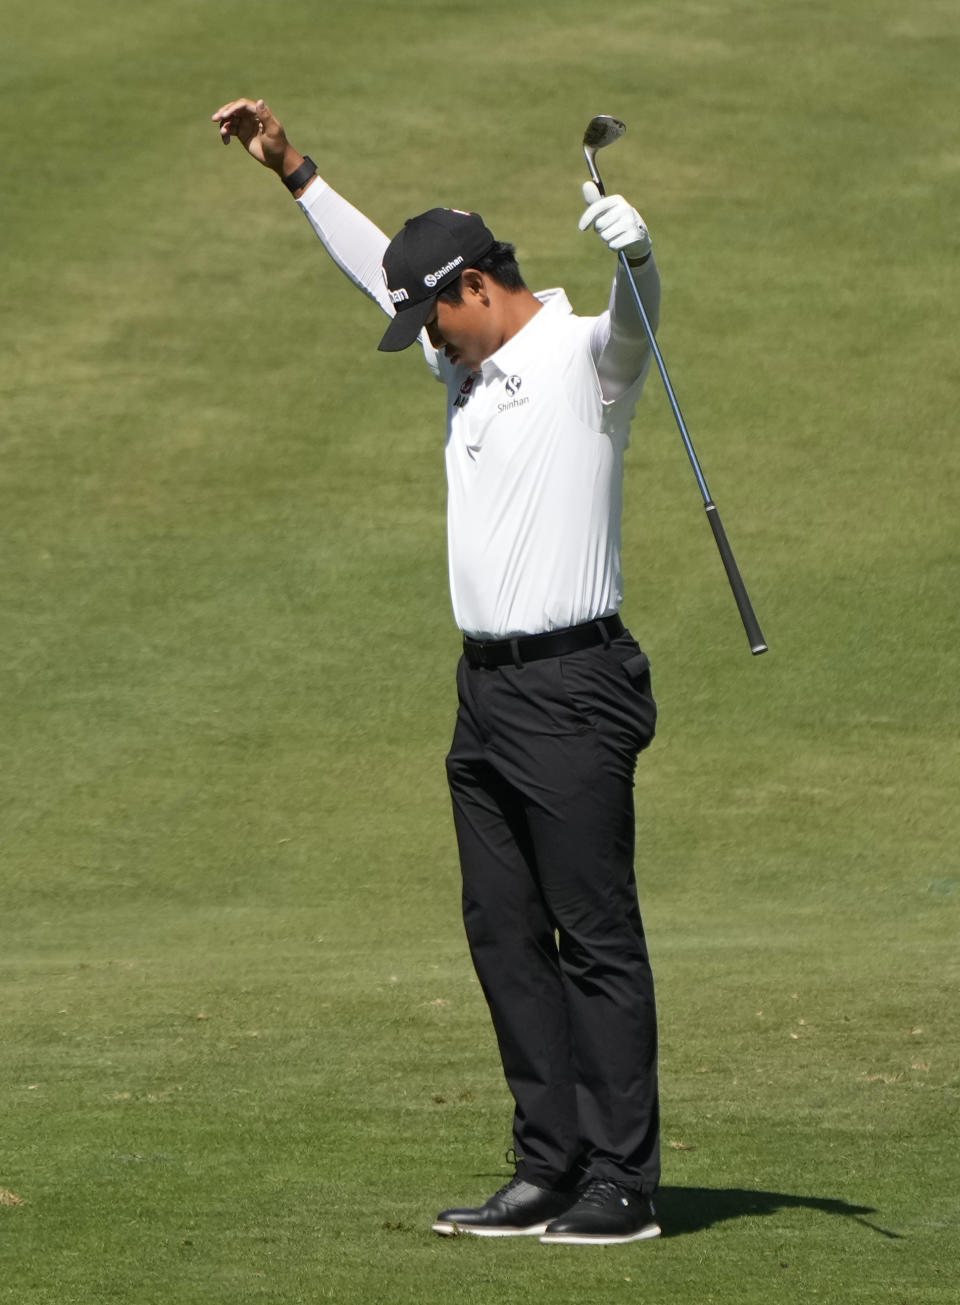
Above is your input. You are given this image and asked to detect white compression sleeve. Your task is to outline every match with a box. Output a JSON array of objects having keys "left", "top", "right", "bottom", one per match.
[
  {"left": 590, "top": 256, "right": 662, "bottom": 402},
  {"left": 295, "top": 177, "right": 442, "bottom": 375},
  {"left": 296, "top": 178, "right": 393, "bottom": 314}
]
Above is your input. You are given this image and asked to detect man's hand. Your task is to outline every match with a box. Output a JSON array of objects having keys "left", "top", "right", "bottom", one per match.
[
  {"left": 579, "top": 182, "right": 652, "bottom": 263},
  {"left": 211, "top": 97, "right": 301, "bottom": 178}
]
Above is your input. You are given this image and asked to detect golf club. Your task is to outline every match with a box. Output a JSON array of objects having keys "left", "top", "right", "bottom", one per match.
[{"left": 583, "top": 115, "right": 768, "bottom": 656}]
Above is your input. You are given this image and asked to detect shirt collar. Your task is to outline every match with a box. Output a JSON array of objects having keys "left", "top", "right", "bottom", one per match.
[{"left": 480, "top": 288, "right": 572, "bottom": 380}]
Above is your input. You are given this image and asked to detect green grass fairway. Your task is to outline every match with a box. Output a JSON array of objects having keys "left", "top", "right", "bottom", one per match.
[{"left": 2, "top": 1, "right": 958, "bottom": 1301}]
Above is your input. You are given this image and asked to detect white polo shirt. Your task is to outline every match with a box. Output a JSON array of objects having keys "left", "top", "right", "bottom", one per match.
[
  {"left": 432, "top": 291, "right": 647, "bottom": 639},
  {"left": 296, "top": 180, "right": 654, "bottom": 640}
]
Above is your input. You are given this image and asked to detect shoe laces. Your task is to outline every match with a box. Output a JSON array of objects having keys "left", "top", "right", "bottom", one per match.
[
  {"left": 580, "top": 1177, "right": 635, "bottom": 1207},
  {"left": 495, "top": 1148, "right": 526, "bottom": 1200},
  {"left": 492, "top": 1174, "right": 527, "bottom": 1201}
]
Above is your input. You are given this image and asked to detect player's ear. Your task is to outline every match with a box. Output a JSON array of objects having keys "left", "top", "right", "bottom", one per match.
[{"left": 461, "top": 269, "right": 488, "bottom": 303}]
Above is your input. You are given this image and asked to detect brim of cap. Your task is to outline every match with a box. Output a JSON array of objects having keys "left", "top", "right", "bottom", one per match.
[{"left": 377, "top": 296, "right": 436, "bottom": 353}]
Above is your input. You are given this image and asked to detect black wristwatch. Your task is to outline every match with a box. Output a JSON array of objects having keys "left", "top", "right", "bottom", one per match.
[{"left": 282, "top": 155, "right": 317, "bottom": 194}]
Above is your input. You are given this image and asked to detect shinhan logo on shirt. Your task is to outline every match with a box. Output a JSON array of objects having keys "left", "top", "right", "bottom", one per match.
[{"left": 498, "top": 374, "right": 528, "bottom": 413}]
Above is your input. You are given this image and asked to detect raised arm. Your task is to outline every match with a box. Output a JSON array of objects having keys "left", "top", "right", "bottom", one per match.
[
  {"left": 578, "top": 183, "right": 661, "bottom": 403},
  {"left": 210, "top": 98, "right": 434, "bottom": 340},
  {"left": 212, "top": 97, "right": 311, "bottom": 191}
]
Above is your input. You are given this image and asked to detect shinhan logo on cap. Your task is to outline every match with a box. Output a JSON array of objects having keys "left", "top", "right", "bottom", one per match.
[
  {"left": 424, "top": 255, "right": 464, "bottom": 288},
  {"left": 382, "top": 267, "right": 410, "bottom": 305}
]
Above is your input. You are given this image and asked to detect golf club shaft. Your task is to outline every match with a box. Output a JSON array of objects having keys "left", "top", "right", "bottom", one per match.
[{"left": 587, "top": 160, "right": 767, "bottom": 655}]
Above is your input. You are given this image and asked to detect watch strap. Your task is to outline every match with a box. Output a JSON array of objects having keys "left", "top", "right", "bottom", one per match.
[{"left": 283, "top": 155, "right": 317, "bottom": 194}]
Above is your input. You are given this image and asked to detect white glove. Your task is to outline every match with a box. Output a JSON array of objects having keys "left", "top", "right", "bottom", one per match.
[{"left": 578, "top": 181, "right": 651, "bottom": 260}]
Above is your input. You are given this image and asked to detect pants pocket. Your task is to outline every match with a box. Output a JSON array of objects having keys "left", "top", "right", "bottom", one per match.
[
  {"left": 620, "top": 651, "right": 657, "bottom": 750},
  {"left": 621, "top": 651, "right": 651, "bottom": 684}
]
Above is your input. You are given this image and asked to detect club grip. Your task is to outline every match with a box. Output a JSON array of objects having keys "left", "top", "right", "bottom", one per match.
[{"left": 704, "top": 503, "right": 768, "bottom": 655}]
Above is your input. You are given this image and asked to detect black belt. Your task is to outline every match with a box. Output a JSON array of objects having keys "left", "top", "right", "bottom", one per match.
[{"left": 462, "top": 614, "right": 625, "bottom": 669}]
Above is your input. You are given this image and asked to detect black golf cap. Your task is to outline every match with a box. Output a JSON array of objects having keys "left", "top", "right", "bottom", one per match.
[{"left": 378, "top": 207, "right": 497, "bottom": 352}]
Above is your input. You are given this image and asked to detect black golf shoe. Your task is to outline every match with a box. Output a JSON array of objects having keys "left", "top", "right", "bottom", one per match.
[
  {"left": 432, "top": 1176, "right": 576, "bottom": 1237},
  {"left": 539, "top": 1178, "right": 661, "bottom": 1245}
]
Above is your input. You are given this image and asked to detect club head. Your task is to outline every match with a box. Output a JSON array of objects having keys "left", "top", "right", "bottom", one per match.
[
  {"left": 583, "top": 115, "right": 626, "bottom": 154},
  {"left": 582, "top": 115, "right": 626, "bottom": 192}
]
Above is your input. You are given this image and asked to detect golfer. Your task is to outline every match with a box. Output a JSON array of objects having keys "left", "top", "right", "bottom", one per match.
[{"left": 212, "top": 97, "right": 663, "bottom": 1246}]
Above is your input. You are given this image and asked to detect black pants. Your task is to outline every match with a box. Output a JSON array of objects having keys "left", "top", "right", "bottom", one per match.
[{"left": 445, "top": 628, "right": 660, "bottom": 1195}]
